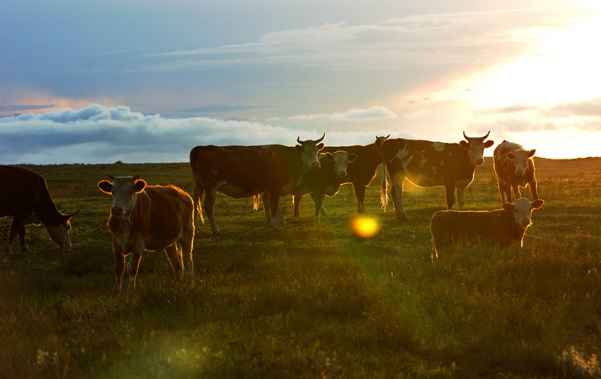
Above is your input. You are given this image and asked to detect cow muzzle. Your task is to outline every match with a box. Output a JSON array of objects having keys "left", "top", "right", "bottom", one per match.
[
  {"left": 111, "top": 206, "right": 124, "bottom": 216},
  {"left": 338, "top": 170, "right": 347, "bottom": 178},
  {"left": 310, "top": 161, "right": 321, "bottom": 170},
  {"left": 475, "top": 158, "right": 484, "bottom": 166},
  {"left": 516, "top": 170, "right": 524, "bottom": 176},
  {"left": 521, "top": 218, "right": 531, "bottom": 228}
]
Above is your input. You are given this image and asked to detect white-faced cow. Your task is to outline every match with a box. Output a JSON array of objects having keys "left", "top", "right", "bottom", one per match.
[
  {"left": 304, "top": 135, "right": 390, "bottom": 213},
  {"left": 381, "top": 132, "right": 494, "bottom": 220},
  {"left": 493, "top": 140, "right": 539, "bottom": 204},
  {"left": 430, "top": 198, "right": 545, "bottom": 259},
  {"left": 97, "top": 176, "right": 195, "bottom": 294},
  {"left": 291, "top": 150, "right": 357, "bottom": 223},
  {"left": 190, "top": 135, "right": 325, "bottom": 234},
  {"left": 0, "top": 166, "right": 77, "bottom": 254}
]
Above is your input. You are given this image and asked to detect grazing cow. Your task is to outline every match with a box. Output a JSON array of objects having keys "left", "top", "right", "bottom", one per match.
[
  {"left": 381, "top": 132, "right": 494, "bottom": 220},
  {"left": 0, "top": 166, "right": 77, "bottom": 253},
  {"left": 314, "top": 135, "right": 390, "bottom": 213},
  {"left": 190, "top": 135, "right": 325, "bottom": 234},
  {"left": 430, "top": 198, "right": 545, "bottom": 259},
  {"left": 291, "top": 150, "right": 357, "bottom": 223},
  {"left": 493, "top": 140, "right": 539, "bottom": 204},
  {"left": 97, "top": 176, "right": 195, "bottom": 294}
]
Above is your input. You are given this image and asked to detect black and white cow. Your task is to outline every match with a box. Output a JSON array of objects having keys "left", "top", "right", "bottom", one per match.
[{"left": 381, "top": 132, "right": 494, "bottom": 220}]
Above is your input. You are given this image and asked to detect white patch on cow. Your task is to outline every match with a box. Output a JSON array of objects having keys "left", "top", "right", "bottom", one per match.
[
  {"left": 513, "top": 198, "right": 534, "bottom": 231},
  {"left": 212, "top": 169, "right": 218, "bottom": 176},
  {"left": 418, "top": 158, "right": 427, "bottom": 168},
  {"left": 432, "top": 142, "right": 446, "bottom": 152},
  {"left": 393, "top": 145, "right": 410, "bottom": 163}
]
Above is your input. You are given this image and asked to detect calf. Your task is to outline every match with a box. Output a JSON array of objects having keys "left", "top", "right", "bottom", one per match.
[
  {"left": 0, "top": 165, "right": 77, "bottom": 253},
  {"left": 493, "top": 140, "right": 539, "bottom": 203},
  {"left": 381, "top": 132, "right": 494, "bottom": 220},
  {"left": 291, "top": 151, "right": 357, "bottom": 223},
  {"left": 98, "top": 176, "right": 195, "bottom": 294},
  {"left": 430, "top": 198, "right": 544, "bottom": 259}
]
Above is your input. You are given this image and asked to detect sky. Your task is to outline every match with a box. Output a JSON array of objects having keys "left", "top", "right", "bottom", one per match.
[{"left": 1, "top": 0, "right": 601, "bottom": 164}]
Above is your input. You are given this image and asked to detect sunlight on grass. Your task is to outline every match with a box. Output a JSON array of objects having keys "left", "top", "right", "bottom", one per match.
[{"left": 350, "top": 216, "right": 380, "bottom": 238}]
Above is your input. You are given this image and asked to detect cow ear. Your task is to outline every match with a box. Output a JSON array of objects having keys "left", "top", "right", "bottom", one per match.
[
  {"left": 531, "top": 199, "right": 544, "bottom": 209},
  {"left": 507, "top": 152, "right": 515, "bottom": 160},
  {"left": 484, "top": 140, "right": 494, "bottom": 148},
  {"left": 134, "top": 179, "right": 147, "bottom": 193},
  {"left": 322, "top": 152, "right": 334, "bottom": 161},
  {"left": 528, "top": 149, "right": 536, "bottom": 158},
  {"left": 317, "top": 143, "right": 325, "bottom": 151},
  {"left": 459, "top": 140, "right": 469, "bottom": 149},
  {"left": 97, "top": 180, "right": 113, "bottom": 194},
  {"left": 502, "top": 203, "right": 514, "bottom": 211},
  {"left": 349, "top": 153, "right": 358, "bottom": 162}
]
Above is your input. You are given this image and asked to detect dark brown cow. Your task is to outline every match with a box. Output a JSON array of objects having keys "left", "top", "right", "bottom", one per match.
[
  {"left": 0, "top": 165, "right": 77, "bottom": 253},
  {"left": 381, "top": 132, "right": 494, "bottom": 220},
  {"left": 98, "top": 176, "right": 195, "bottom": 294},
  {"left": 430, "top": 198, "right": 545, "bottom": 259},
  {"left": 313, "top": 135, "right": 389, "bottom": 213},
  {"left": 291, "top": 150, "right": 356, "bottom": 223},
  {"left": 190, "top": 135, "right": 325, "bottom": 234},
  {"left": 493, "top": 140, "right": 539, "bottom": 204}
]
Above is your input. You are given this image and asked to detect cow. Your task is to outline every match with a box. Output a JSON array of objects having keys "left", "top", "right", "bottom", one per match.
[
  {"left": 493, "top": 140, "right": 539, "bottom": 204},
  {"left": 381, "top": 132, "right": 494, "bottom": 220},
  {"left": 309, "top": 135, "right": 390, "bottom": 213},
  {"left": 430, "top": 198, "right": 545, "bottom": 259},
  {"left": 190, "top": 135, "right": 325, "bottom": 235},
  {"left": 97, "top": 176, "right": 195, "bottom": 294},
  {"left": 291, "top": 150, "right": 357, "bottom": 223},
  {"left": 0, "top": 165, "right": 77, "bottom": 254}
]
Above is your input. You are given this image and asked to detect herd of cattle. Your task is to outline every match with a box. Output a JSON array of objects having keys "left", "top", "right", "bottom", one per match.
[{"left": 0, "top": 132, "right": 545, "bottom": 292}]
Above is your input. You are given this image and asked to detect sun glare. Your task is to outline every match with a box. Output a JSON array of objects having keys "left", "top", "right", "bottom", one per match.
[
  {"left": 458, "top": 13, "right": 601, "bottom": 108},
  {"left": 351, "top": 216, "right": 380, "bottom": 239}
]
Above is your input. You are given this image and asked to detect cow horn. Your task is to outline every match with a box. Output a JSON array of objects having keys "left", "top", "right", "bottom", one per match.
[
  {"left": 297, "top": 136, "right": 302, "bottom": 144},
  {"left": 463, "top": 131, "right": 469, "bottom": 140},
  {"left": 315, "top": 133, "right": 325, "bottom": 143},
  {"left": 107, "top": 174, "right": 115, "bottom": 180},
  {"left": 67, "top": 209, "right": 81, "bottom": 218},
  {"left": 133, "top": 174, "right": 141, "bottom": 180},
  {"left": 482, "top": 130, "right": 490, "bottom": 140}
]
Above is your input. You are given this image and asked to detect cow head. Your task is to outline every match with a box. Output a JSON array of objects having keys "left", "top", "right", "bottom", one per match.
[
  {"left": 375, "top": 134, "right": 390, "bottom": 149},
  {"left": 459, "top": 131, "right": 494, "bottom": 167},
  {"left": 296, "top": 134, "right": 325, "bottom": 170},
  {"left": 97, "top": 175, "right": 147, "bottom": 222},
  {"left": 507, "top": 149, "right": 536, "bottom": 177},
  {"left": 45, "top": 210, "right": 78, "bottom": 249},
  {"left": 330, "top": 150, "right": 357, "bottom": 178},
  {"left": 503, "top": 198, "right": 545, "bottom": 230}
]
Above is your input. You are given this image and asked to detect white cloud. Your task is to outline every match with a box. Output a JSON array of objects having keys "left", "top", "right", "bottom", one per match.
[
  {"left": 0, "top": 104, "right": 399, "bottom": 164},
  {"left": 288, "top": 106, "right": 398, "bottom": 122}
]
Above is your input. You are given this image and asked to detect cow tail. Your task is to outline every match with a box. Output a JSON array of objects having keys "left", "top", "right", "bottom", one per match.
[
  {"left": 380, "top": 160, "right": 388, "bottom": 212},
  {"left": 253, "top": 194, "right": 260, "bottom": 211},
  {"left": 190, "top": 152, "right": 205, "bottom": 225}
]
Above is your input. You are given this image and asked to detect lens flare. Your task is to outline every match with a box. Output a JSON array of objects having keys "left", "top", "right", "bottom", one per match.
[{"left": 351, "top": 216, "right": 380, "bottom": 238}]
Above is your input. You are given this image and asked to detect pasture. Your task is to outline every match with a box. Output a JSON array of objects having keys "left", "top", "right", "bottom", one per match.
[{"left": 1, "top": 158, "right": 600, "bottom": 378}]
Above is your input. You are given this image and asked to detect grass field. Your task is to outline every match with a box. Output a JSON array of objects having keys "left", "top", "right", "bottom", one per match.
[{"left": 1, "top": 157, "right": 600, "bottom": 378}]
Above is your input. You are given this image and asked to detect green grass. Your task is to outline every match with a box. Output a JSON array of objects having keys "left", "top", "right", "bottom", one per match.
[{"left": 1, "top": 158, "right": 600, "bottom": 378}]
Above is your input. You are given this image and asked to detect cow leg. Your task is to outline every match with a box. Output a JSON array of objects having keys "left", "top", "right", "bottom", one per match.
[
  {"left": 180, "top": 218, "right": 195, "bottom": 284},
  {"left": 354, "top": 183, "right": 366, "bottom": 213},
  {"left": 269, "top": 192, "right": 283, "bottom": 229},
  {"left": 165, "top": 244, "right": 184, "bottom": 282},
  {"left": 529, "top": 180, "right": 539, "bottom": 200},
  {"left": 203, "top": 188, "right": 221, "bottom": 235},
  {"left": 455, "top": 180, "right": 469, "bottom": 210},
  {"left": 262, "top": 192, "right": 271, "bottom": 222},
  {"left": 310, "top": 192, "right": 325, "bottom": 224},
  {"left": 293, "top": 195, "right": 302, "bottom": 218},
  {"left": 445, "top": 183, "right": 456, "bottom": 210},
  {"left": 6, "top": 217, "right": 25, "bottom": 254},
  {"left": 126, "top": 251, "right": 143, "bottom": 292},
  {"left": 390, "top": 173, "right": 408, "bottom": 220},
  {"left": 113, "top": 244, "right": 126, "bottom": 295},
  {"left": 17, "top": 223, "right": 30, "bottom": 253},
  {"left": 497, "top": 179, "right": 506, "bottom": 203},
  {"left": 502, "top": 182, "right": 512, "bottom": 203},
  {"left": 512, "top": 183, "right": 522, "bottom": 200}
]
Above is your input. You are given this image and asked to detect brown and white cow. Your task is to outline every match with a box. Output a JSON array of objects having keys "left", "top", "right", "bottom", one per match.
[
  {"left": 291, "top": 150, "right": 357, "bottom": 223},
  {"left": 190, "top": 135, "right": 325, "bottom": 234},
  {"left": 0, "top": 165, "right": 77, "bottom": 253},
  {"left": 97, "top": 176, "right": 195, "bottom": 294},
  {"left": 430, "top": 198, "right": 545, "bottom": 259},
  {"left": 381, "top": 132, "right": 494, "bottom": 220},
  {"left": 493, "top": 140, "right": 539, "bottom": 204},
  {"left": 314, "top": 135, "right": 389, "bottom": 213}
]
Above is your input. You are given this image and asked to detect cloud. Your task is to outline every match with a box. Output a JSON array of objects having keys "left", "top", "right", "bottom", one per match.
[
  {"left": 548, "top": 97, "right": 601, "bottom": 118},
  {"left": 142, "top": 7, "right": 599, "bottom": 72},
  {"left": 0, "top": 104, "right": 398, "bottom": 164},
  {"left": 288, "top": 106, "right": 398, "bottom": 122}
]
